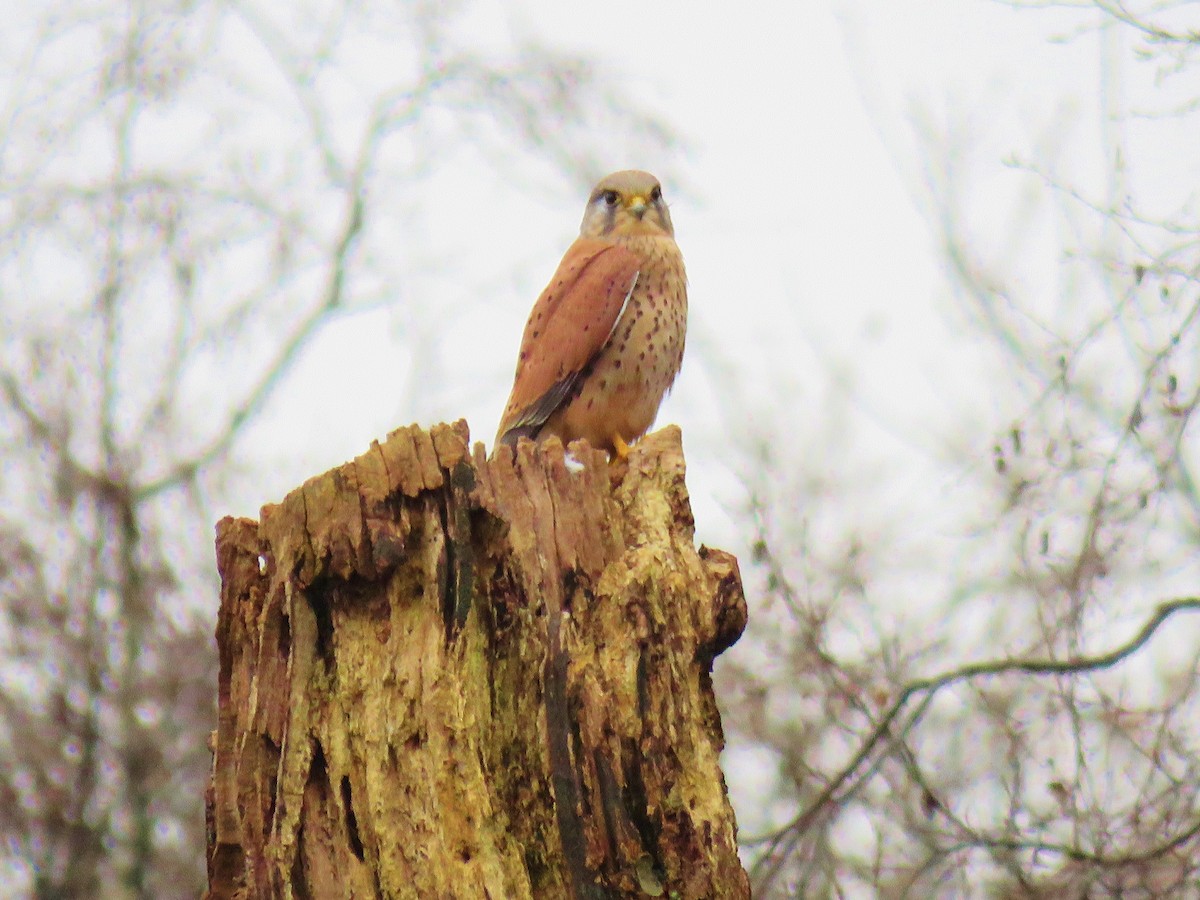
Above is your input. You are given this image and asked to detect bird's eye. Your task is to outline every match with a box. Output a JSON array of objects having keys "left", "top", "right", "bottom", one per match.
[
  {"left": 650, "top": 185, "right": 662, "bottom": 202},
  {"left": 602, "top": 190, "right": 620, "bottom": 207}
]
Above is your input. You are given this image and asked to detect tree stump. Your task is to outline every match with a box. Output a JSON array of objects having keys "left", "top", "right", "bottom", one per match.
[{"left": 205, "top": 422, "right": 750, "bottom": 899}]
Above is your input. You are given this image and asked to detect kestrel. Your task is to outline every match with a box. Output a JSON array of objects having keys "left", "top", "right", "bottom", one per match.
[{"left": 495, "top": 170, "right": 687, "bottom": 460}]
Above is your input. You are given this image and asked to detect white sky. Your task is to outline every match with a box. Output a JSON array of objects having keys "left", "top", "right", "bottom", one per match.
[{"left": 238, "top": 0, "right": 1118, "bottom": 538}]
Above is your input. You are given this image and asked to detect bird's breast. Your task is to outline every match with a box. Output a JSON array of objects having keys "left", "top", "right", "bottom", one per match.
[{"left": 555, "top": 234, "right": 687, "bottom": 450}]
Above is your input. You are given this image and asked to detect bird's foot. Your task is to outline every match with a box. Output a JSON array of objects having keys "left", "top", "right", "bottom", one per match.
[{"left": 610, "top": 433, "right": 632, "bottom": 463}]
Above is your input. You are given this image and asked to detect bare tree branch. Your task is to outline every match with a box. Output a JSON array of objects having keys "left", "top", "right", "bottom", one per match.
[{"left": 750, "top": 597, "right": 1200, "bottom": 892}]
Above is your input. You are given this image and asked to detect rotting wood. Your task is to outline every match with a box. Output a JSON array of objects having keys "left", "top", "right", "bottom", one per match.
[{"left": 205, "top": 422, "right": 750, "bottom": 899}]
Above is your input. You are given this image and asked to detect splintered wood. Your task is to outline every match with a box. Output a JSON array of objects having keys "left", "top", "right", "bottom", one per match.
[{"left": 206, "top": 423, "right": 750, "bottom": 900}]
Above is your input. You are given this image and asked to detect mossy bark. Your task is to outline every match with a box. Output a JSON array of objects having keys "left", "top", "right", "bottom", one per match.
[{"left": 205, "top": 422, "right": 749, "bottom": 899}]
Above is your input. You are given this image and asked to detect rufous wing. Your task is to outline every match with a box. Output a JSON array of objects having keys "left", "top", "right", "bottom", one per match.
[{"left": 496, "top": 237, "right": 641, "bottom": 446}]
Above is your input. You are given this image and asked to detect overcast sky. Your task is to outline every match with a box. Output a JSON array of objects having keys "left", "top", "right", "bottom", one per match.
[{"left": 235, "top": 1, "right": 1137, "bottom": 545}]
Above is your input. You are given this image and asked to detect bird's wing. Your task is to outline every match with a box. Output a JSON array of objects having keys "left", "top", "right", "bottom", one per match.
[{"left": 496, "top": 237, "right": 641, "bottom": 445}]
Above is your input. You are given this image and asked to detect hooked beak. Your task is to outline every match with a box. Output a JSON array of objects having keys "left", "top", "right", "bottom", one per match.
[{"left": 625, "top": 195, "right": 648, "bottom": 218}]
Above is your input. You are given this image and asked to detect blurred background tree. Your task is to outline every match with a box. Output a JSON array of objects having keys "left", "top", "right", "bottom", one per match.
[
  {"left": 729, "top": 2, "right": 1200, "bottom": 896},
  {"left": 3, "top": 0, "right": 1199, "bottom": 898},
  {"left": 0, "top": 1, "right": 673, "bottom": 896}
]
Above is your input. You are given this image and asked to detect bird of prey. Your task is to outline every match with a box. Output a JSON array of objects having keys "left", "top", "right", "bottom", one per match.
[{"left": 495, "top": 170, "right": 687, "bottom": 460}]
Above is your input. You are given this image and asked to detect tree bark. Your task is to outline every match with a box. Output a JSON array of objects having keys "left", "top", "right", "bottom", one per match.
[{"left": 205, "top": 422, "right": 750, "bottom": 899}]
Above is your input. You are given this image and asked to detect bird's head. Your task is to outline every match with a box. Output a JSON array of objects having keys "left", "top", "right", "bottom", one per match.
[{"left": 580, "top": 170, "right": 674, "bottom": 239}]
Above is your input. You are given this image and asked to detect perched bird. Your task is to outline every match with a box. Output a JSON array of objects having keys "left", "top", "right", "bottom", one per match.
[{"left": 495, "top": 170, "right": 687, "bottom": 460}]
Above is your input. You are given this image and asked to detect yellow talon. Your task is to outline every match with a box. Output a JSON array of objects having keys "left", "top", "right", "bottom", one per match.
[{"left": 612, "top": 434, "right": 631, "bottom": 462}]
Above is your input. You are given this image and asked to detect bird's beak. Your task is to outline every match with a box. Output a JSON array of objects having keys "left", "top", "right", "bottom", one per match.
[{"left": 626, "top": 196, "right": 648, "bottom": 218}]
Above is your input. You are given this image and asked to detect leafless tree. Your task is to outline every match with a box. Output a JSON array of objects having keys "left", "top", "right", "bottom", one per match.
[
  {"left": 0, "top": 1, "right": 674, "bottom": 896},
  {"left": 728, "top": 3, "right": 1200, "bottom": 896}
]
